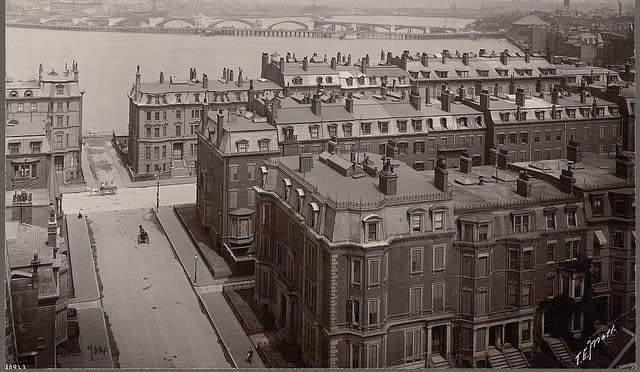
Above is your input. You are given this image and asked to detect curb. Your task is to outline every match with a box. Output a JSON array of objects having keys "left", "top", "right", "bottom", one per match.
[
  {"left": 66, "top": 216, "right": 102, "bottom": 303},
  {"left": 152, "top": 208, "right": 237, "bottom": 368}
]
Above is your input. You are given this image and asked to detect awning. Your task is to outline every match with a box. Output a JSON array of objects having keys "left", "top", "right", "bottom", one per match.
[{"left": 595, "top": 230, "right": 608, "bottom": 246}]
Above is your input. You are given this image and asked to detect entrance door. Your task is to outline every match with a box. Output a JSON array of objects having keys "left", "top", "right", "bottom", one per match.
[
  {"left": 54, "top": 156, "right": 64, "bottom": 171},
  {"left": 172, "top": 143, "right": 183, "bottom": 160},
  {"left": 432, "top": 325, "right": 446, "bottom": 356},
  {"left": 504, "top": 322, "right": 519, "bottom": 347},
  {"left": 596, "top": 297, "right": 608, "bottom": 323},
  {"left": 489, "top": 325, "right": 502, "bottom": 348}
]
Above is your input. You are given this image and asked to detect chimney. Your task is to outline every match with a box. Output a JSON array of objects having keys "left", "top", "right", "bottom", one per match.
[
  {"left": 457, "top": 86, "right": 464, "bottom": 101},
  {"left": 494, "top": 83, "right": 499, "bottom": 97},
  {"left": 380, "top": 85, "right": 388, "bottom": 98},
  {"left": 215, "top": 110, "right": 224, "bottom": 147},
  {"left": 474, "top": 81, "right": 482, "bottom": 97},
  {"left": 615, "top": 153, "right": 634, "bottom": 180},
  {"left": 559, "top": 167, "right": 576, "bottom": 194},
  {"left": 327, "top": 140, "right": 337, "bottom": 154},
  {"left": 440, "top": 90, "right": 453, "bottom": 112},
  {"left": 460, "top": 152, "right": 472, "bottom": 174},
  {"left": 365, "top": 54, "right": 370, "bottom": 66},
  {"left": 345, "top": 94, "right": 354, "bottom": 113},
  {"left": 421, "top": 52, "right": 429, "bottom": 67},
  {"left": 135, "top": 65, "right": 141, "bottom": 90},
  {"left": 283, "top": 83, "right": 290, "bottom": 97},
  {"left": 479, "top": 48, "right": 486, "bottom": 57},
  {"left": 311, "top": 93, "right": 321, "bottom": 116},
  {"left": 12, "top": 190, "right": 33, "bottom": 224},
  {"left": 515, "top": 88, "right": 525, "bottom": 107},
  {"left": 378, "top": 158, "right": 398, "bottom": 196},
  {"left": 386, "top": 51, "right": 392, "bottom": 63},
  {"left": 580, "top": 90, "right": 586, "bottom": 104},
  {"left": 500, "top": 50, "right": 508, "bottom": 65},
  {"left": 508, "top": 76, "right": 516, "bottom": 95},
  {"left": 31, "top": 253, "right": 41, "bottom": 284},
  {"left": 303, "top": 56, "right": 309, "bottom": 71},
  {"left": 47, "top": 208, "right": 57, "bottom": 248},
  {"left": 337, "top": 52, "right": 342, "bottom": 63},
  {"left": 361, "top": 57, "right": 367, "bottom": 74},
  {"left": 616, "top": 137, "right": 623, "bottom": 156},
  {"left": 347, "top": 54, "right": 352, "bottom": 66},
  {"left": 425, "top": 86, "right": 431, "bottom": 104},
  {"left": 434, "top": 157, "right": 449, "bottom": 192},
  {"left": 516, "top": 171, "right": 533, "bottom": 197},
  {"left": 624, "top": 62, "right": 631, "bottom": 83},
  {"left": 497, "top": 149, "right": 508, "bottom": 170},
  {"left": 261, "top": 52, "right": 269, "bottom": 78},
  {"left": 401, "top": 53, "right": 408, "bottom": 71},
  {"left": 462, "top": 52, "right": 470, "bottom": 66},
  {"left": 331, "top": 57, "right": 337, "bottom": 70},
  {"left": 237, "top": 68, "right": 243, "bottom": 87},
  {"left": 272, "top": 98, "right": 280, "bottom": 121},
  {"left": 380, "top": 49, "right": 385, "bottom": 61},
  {"left": 547, "top": 48, "right": 554, "bottom": 64},
  {"left": 279, "top": 57, "right": 285, "bottom": 72},
  {"left": 551, "top": 89, "right": 559, "bottom": 104},
  {"left": 567, "top": 140, "right": 583, "bottom": 163},
  {"left": 441, "top": 50, "right": 446, "bottom": 64},
  {"left": 202, "top": 73, "right": 208, "bottom": 89},
  {"left": 480, "top": 89, "right": 490, "bottom": 110},
  {"left": 409, "top": 83, "right": 421, "bottom": 111},
  {"left": 524, "top": 50, "right": 531, "bottom": 63},
  {"left": 536, "top": 77, "right": 542, "bottom": 93},
  {"left": 299, "top": 153, "right": 313, "bottom": 173},
  {"left": 229, "top": 70, "right": 234, "bottom": 83},
  {"left": 222, "top": 67, "right": 227, "bottom": 80},
  {"left": 159, "top": 71, "right": 164, "bottom": 84}
]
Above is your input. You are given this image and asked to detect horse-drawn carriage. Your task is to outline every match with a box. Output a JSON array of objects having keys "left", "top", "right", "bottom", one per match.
[
  {"left": 89, "top": 182, "right": 118, "bottom": 196},
  {"left": 138, "top": 225, "right": 149, "bottom": 244}
]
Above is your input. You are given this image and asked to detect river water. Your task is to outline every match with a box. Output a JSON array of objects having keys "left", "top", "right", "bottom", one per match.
[{"left": 6, "top": 26, "right": 518, "bottom": 132}]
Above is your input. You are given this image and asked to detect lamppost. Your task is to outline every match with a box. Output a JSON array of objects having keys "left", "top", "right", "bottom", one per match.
[
  {"left": 154, "top": 171, "right": 159, "bottom": 211},
  {"left": 194, "top": 255, "right": 198, "bottom": 283}
]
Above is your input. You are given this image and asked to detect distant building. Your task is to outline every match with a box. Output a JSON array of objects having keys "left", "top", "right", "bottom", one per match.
[
  {"left": 127, "top": 67, "right": 280, "bottom": 180},
  {"left": 5, "top": 62, "right": 84, "bottom": 190},
  {"left": 511, "top": 15, "right": 550, "bottom": 52}
]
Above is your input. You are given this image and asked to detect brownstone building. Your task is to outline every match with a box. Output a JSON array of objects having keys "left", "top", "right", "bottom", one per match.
[{"left": 196, "top": 110, "right": 280, "bottom": 264}]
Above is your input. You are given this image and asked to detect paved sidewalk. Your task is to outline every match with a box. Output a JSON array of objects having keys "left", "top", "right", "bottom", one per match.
[
  {"left": 198, "top": 288, "right": 266, "bottom": 369},
  {"left": 154, "top": 206, "right": 265, "bottom": 368},
  {"left": 57, "top": 306, "right": 114, "bottom": 368},
  {"left": 66, "top": 215, "right": 101, "bottom": 302},
  {"left": 155, "top": 207, "right": 215, "bottom": 286}
]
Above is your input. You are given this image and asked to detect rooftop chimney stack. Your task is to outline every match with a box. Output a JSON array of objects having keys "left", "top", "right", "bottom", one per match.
[
  {"left": 421, "top": 52, "right": 429, "bottom": 67},
  {"left": 479, "top": 48, "right": 486, "bottom": 57},
  {"left": 237, "top": 68, "right": 243, "bottom": 87},
  {"left": 361, "top": 57, "right": 368, "bottom": 74},
  {"left": 516, "top": 171, "right": 533, "bottom": 197},
  {"left": 457, "top": 86, "right": 464, "bottom": 101},
  {"left": 331, "top": 57, "right": 337, "bottom": 70},
  {"left": 409, "top": 83, "right": 422, "bottom": 111},
  {"left": 480, "top": 89, "right": 490, "bottom": 110},
  {"left": 302, "top": 56, "right": 309, "bottom": 71},
  {"left": 47, "top": 209, "right": 57, "bottom": 249},
  {"left": 551, "top": 89, "right": 559, "bottom": 104},
  {"left": 327, "top": 140, "right": 337, "bottom": 154},
  {"left": 536, "top": 77, "right": 542, "bottom": 93},
  {"left": 559, "top": 167, "right": 576, "bottom": 194},
  {"left": 515, "top": 88, "right": 525, "bottom": 107},
  {"left": 441, "top": 90, "right": 453, "bottom": 112},
  {"left": 434, "top": 157, "right": 449, "bottom": 192},
  {"left": 299, "top": 153, "right": 313, "bottom": 173},
  {"left": 386, "top": 51, "right": 392, "bottom": 63},
  {"left": 347, "top": 54, "right": 352, "bottom": 66},
  {"left": 203, "top": 73, "right": 208, "bottom": 89},
  {"left": 580, "top": 90, "right": 586, "bottom": 104},
  {"left": 135, "top": 65, "right": 141, "bottom": 90},
  {"left": 216, "top": 109, "right": 224, "bottom": 147},
  {"left": 508, "top": 76, "right": 516, "bottom": 95},
  {"left": 229, "top": 70, "right": 234, "bottom": 83},
  {"left": 345, "top": 93, "right": 354, "bottom": 113},
  {"left": 625, "top": 62, "right": 631, "bottom": 84},
  {"left": 497, "top": 149, "right": 508, "bottom": 170},
  {"left": 460, "top": 152, "right": 472, "bottom": 174},
  {"left": 615, "top": 152, "right": 635, "bottom": 180},
  {"left": 524, "top": 50, "right": 531, "bottom": 63},
  {"left": 474, "top": 81, "right": 482, "bottom": 98},
  {"left": 462, "top": 52, "right": 470, "bottom": 66},
  {"left": 337, "top": 52, "right": 342, "bottom": 63},
  {"left": 441, "top": 50, "right": 446, "bottom": 64},
  {"left": 567, "top": 140, "right": 583, "bottom": 163},
  {"left": 500, "top": 50, "right": 508, "bottom": 65},
  {"left": 378, "top": 157, "right": 398, "bottom": 196},
  {"left": 425, "top": 86, "right": 431, "bottom": 104},
  {"left": 380, "top": 49, "right": 385, "bottom": 61},
  {"left": 261, "top": 52, "right": 269, "bottom": 78},
  {"left": 279, "top": 57, "right": 285, "bottom": 72},
  {"left": 311, "top": 93, "right": 322, "bottom": 116}
]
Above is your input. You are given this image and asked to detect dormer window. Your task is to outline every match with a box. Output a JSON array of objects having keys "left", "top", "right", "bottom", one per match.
[
  {"left": 343, "top": 123, "right": 353, "bottom": 137},
  {"left": 596, "top": 108, "right": 605, "bottom": 117},
  {"left": 363, "top": 215, "right": 382, "bottom": 242},
  {"left": 9, "top": 90, "right": 18, "bottom": 97},
  {"left": 427, "top": 118, "right": 434, "bottom": 129},
  {"left": 535, "top": 111, "right": 545, "bottom": 120},
  {"left": 579, "top": 108, "right": 590, "bottom": 117},
  {"left": 500, "top": 112, "right": 511, "bottom": 121},
  {"left": 328, "top": 124, "right": 338, "bottom": 138},
  {"left": 155, "top": 96, "right": 160, "bottom": 105},
  {"left": 316, "top": 77, "right": 323, "bottom": 84},
  {"left": 260, "top": 166, "right": 268, "bottom": 187},
  {"left": 258, "top": 139, "right": 270, "bottom": 152},
  {"left": 475, "top": 116, "right": 483, "bottom": 126},
  {"left": 519, "top": 112, "right": 527, "bottom": 121},
  {"left": 310, "top": 202, "right": 320, "bottom": 229},
  {"left": 456, "top": 70, "right": 469, "bottom": 78},
  {"left": 296, "top": 188, "right": 305, "bottom": 213},
  {"left": 357, "top": 76, "right": 365, "bottom": 85},
  {"left": 369, "top": 76, "right": 377, "bottom": 85},
  {"left": 421, "top": 71, "right": 431, "bottom": 78},
  {"left": 236, "top": 140, "right": 248, "bottom": 153},
  {"left": 408, "top": 207, "right": 426, "bottom": 233},
  {"left": 176, "top": 94, "right": 181, "bottom": 103},
  {"left": 346, "top": 77, "right": 354, "bottom": 87},
  {"left": 194, "top": 94, "right": 200, "bottom": 103},
  {"left": 283, "top": 127, "right": 294, "bottom": 141},
  {"left": 398, "top": 77, "right": 406, "bottom": 85},
  {"left": 544, "top": 208, "right": 557, "bottom": 230},
  {"left": 379, "top": 121, "right": 389, "bottom": 134},
  {"left": 477, "top": 70, "right": 489, "bottom": 77},
  {"left": 435, "top": 71, "right": 448, "bottom": 78},
  {"left": 283, "top": 178, "right": 292, "bottom": 201},
  {"left": 56, "top": 85, "right": 64, "bottom": 95},
  {"left": 397, "top": 120, "right": 407, "bottom": 133},
  {"left": 293, "top": 76, "right": 303, "bottom": 85},
  {"left": 566, "top": 109, "right": 576, "bottom": 118},
  {"left": 440, "top": 118, "right": 447, "bottom": 128},
  {"left": 147, "top": 96, "right": 152, "bottom": 104},
  {"left": 457, "top": 117, "right": 468, "bottom": 127},
  {"left": 326, "top": 77, "right": 333, "bottom": 84},
  {"left": 412, "top": 119, "right": 422, "bottom": 132},
  {"left": 309, "top": 124, "right": 319, "bottom": 139},
  {"left": 24, "top": 90, "right": 33, "bottom": 97},
  {"left": 609, "top": 107, "right": 619, "bottom": 115},
  {"left": 361, "top": 122, "right": 372, "bottom": 135}
]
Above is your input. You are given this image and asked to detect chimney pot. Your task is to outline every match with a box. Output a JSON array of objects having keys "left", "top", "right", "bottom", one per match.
[
  {"left": 434, "top": 157, "right": 449, "bottom": 192},
  {"left": 299, "top": 153, "right": 313, "bottom": 173}
]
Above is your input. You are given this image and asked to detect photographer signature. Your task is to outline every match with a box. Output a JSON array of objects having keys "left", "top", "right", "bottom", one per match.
[{"left": 575, "top": 324, "right": 616, "bottom": 365}]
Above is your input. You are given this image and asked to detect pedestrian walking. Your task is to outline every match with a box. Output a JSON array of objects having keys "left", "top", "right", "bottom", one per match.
[{"left": 246, "top": 346, "right": 253, "bottom": 364}]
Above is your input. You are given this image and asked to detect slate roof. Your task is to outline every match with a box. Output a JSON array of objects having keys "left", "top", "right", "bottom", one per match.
[{"left": 6, "top": 222, "right": 53, "bottom": 269}]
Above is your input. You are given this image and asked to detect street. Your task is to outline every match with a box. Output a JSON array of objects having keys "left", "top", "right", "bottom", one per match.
[{"left": 86, "top": 208, "right": 231, "bottom": 368}]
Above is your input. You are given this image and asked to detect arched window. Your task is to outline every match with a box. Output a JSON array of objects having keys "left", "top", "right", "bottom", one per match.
[
  {"left": 363, "top": 214, "right": 383, "bottom": 242},
  {"left": 457, "top": 117, "right": 468, "bottom": 127},
  {"left": 146, "top": 96, "right": 152, "bottom": 104},
  {"left": 476, "top": 116, "right": 483, "bottom": 126},
  {"left": 24, "top": 90, "right": 33, "bottom": 97},
  {"left": 440, "top": 118, "right": 447, "bottom": 128},
  {"left": 326, "top": 76, "right": 333, "bottom": 84},
  {"left": 316, "top": 76, "right": 323, "bottom": 84},
  {"left": 9, "top": 91, "right": 18, "bottom": 97},
  {"left": 427, "top": 118, "right": 434, "bottom": 128}
]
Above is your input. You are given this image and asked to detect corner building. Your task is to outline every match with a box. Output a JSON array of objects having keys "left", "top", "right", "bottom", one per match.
[{"left": 253, "top": 151, "right": 457, "bottom": 368}]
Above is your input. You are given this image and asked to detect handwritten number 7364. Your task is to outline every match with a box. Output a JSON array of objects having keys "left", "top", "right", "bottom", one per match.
[{"left": 87, "top": 345, "right": 108, "bottom": 361}]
